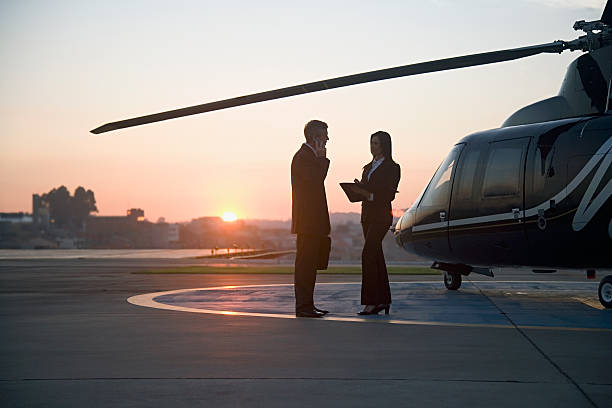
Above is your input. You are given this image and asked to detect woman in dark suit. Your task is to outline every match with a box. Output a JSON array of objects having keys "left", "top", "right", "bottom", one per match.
[{"left": 350, "top": 131, "right": 401, "bottom": 315}]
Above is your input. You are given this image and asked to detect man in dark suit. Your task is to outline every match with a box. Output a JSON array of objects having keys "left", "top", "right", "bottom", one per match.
[{"left": 291, "top": 120, "right": 330, "bottom": 318}]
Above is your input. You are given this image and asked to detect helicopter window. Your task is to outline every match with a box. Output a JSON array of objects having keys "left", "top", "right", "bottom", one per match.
[
  {"left": 455, "top": 149, "right": 481, "bottom": 200},
  {"left": 419, "top": 144, "right": 463, "bottom": 207},
  {"left": 482, "top": 143, "right": 524, "bottom": 197},
  {"left": 533, "top": 145, "right": 556, "bottom": 192}
]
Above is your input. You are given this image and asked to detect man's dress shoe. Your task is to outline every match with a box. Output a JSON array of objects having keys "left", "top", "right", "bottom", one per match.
[
  {"left": 296, "top": 310, "right": 324, "bottom": 318},
  {"left": 314, "top": 307, "right": 329, "bottom": 315}
]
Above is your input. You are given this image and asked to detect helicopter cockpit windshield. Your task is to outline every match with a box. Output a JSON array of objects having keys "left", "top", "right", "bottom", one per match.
[
  {"left": 397, "top": 144, "right": 464, "bottom": 235},
  {"left": 395, "top": 143, "right": 464, "bottom": 257},
  {"left": 419, "top": 144, "right": 463, "bottom": 209}
]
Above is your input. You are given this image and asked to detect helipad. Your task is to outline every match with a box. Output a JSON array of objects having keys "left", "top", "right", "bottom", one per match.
[{"left": 128, "top": 281, "right": 612, "bottom": 331}]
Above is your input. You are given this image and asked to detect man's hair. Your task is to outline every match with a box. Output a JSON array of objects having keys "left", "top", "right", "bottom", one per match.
[{"left": 304, "top": 120, "right": 328, "bottom": 143}]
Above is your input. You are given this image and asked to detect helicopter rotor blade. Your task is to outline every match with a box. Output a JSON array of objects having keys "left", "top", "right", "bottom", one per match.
[
  {"left": 91, "top": 41, "right": 565, "bottom": 134},
  {"left": 602, "top": 0, "right": 612, "bottom": 26}
]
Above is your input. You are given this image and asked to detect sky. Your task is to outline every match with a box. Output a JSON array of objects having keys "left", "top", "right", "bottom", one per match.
[{"left": 0, "top": 0, "right": 606, "bottom": 222}]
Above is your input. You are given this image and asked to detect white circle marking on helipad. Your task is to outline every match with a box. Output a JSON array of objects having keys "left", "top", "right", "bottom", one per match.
[{"left": 127, "top": 282, "right": 612, "bottom": 332}]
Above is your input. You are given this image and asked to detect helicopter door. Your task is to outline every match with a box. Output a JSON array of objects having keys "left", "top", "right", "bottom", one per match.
[
  {"left": 412, "top": 143, "right": 464, "bottom": 261},
  {"left": 523, "top": 127, "right": 571, "bottom": 266},
  {"left": 449, "top": 137, "right": 530, "bottom": 266},
  {"left": 524, "top": 122, "right": 611, "bottom": 267}
]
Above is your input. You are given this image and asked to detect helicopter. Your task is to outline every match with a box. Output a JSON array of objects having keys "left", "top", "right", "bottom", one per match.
[{"left": 92, "top": 3, "right": 612, "bottom": 307}]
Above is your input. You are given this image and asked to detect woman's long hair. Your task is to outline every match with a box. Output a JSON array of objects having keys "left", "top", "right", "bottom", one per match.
[{"left": 371, "top": 131, "right": 394, "bottom": 162}]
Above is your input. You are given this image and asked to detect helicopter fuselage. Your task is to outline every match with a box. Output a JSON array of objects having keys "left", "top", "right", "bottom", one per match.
[{"left": 394, "top": 114, "right": 612, "bottom": 269}]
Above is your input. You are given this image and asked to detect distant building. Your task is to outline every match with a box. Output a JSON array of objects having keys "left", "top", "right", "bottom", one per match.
[
  {"left": 85, "top": 209, "right": 182, "bottom": 249},
  {"left": 152, "top": 222, "right": 168, "bottom": 248},
  {"left": 86, "top": 209, "right": 152, "bottom": 248},
  {"left": 0, "top": 211, "right": 49, "bottom": 249},
  {"left": 57, "top": 237, "right": 77, "bottom": 249},
  {"left": 0, "top": 212, "right": 33, "bottom": 224},
  {"left": 127, "top": 208, "right": 145, "bottom": 221},
  {"left": 32, "top": 194, "right": 50, "bottom": 227},
  {"left": 168, "top": 223, "right": 179, "bottom": 242},
  {"left": 152, "top": 221, "right": 180, "bottom": 248},
  {"left": 190, "top": 216, "right": 224, "bottom": 229}
]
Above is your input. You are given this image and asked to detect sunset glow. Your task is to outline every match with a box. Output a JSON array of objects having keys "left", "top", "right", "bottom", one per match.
[
  {"left": 221, "top": 212, "right": 238, "bottom": 222},
  {"left": 0, "top": 2, "right": 601, "bottom": 222}
]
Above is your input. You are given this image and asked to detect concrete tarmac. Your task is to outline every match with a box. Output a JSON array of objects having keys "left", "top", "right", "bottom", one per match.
[{"left": 1, "top": 259, "right": 611, "bottom": 407}]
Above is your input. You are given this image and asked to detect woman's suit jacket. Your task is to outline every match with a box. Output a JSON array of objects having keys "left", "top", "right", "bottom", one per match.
[{"left": 360, "top": 159, "right": 401, "bottom": 226}]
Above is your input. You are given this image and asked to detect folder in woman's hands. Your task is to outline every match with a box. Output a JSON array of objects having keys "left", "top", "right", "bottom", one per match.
[{"left": 340, "top": 182, "right": 363, "bottom": 203}]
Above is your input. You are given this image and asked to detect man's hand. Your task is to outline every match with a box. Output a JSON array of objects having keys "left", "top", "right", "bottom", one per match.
[{"left": 314, "top": 138, "right": 327, "bottom": 158}]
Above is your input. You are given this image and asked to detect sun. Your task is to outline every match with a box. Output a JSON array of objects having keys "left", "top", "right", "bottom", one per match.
[{"left": 221, "top": 211, "right": 238, "bottom": 222}]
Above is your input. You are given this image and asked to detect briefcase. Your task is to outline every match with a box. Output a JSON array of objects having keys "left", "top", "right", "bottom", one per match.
[{"left": 317, "top": 236, "right": 331, "bottom": 270}]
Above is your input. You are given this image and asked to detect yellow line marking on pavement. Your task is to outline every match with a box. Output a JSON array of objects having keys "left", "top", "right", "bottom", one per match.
[
  {"left": 573, "top": 297, "right": 605, "bottom": 310},
  {"left": 127, "top": 283, "right": 612, "bottom": 333}
]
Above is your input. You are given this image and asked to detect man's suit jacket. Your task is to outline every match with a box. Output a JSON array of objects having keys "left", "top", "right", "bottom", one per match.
[
  {"left": 291, "top": 144, "right": 331, "bottom": 236},
  {"left": 360, "top": 159, "right": 401, "bottom": 225}
]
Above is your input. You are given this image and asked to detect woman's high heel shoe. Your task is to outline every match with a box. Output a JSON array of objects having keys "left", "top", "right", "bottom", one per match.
[
  {"left": 357, "top": 304, "right": 390, "bottom": 315},
  {"left": 357, "top": 305, "right": 376, "bottom": 315},
  {"left": 371, "top": 304, "right": 390, "bottom": 315}
]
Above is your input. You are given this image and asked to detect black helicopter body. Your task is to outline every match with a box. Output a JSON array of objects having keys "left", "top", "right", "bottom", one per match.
[
  {"left": 394, "top": 39, "right": 612, "bottom": 306},
  {"left": 394, "top": 113, "right": 612, "bottom": 270},
  {"left": 92, "top": 3, "right": 612, "bottom": 306}
]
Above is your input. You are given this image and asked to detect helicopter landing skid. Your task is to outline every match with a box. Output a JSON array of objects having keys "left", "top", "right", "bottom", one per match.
[
  {"left": 431, "top": 261, "right": 494, "bottom": 278},
  {"left": 431, "top": 262, "right": 494, "bottom": 291}
]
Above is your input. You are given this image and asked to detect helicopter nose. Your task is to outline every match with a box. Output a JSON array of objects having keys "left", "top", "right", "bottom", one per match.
[{"left": 394, "top": 209, "right": 416, "bottom": 250}]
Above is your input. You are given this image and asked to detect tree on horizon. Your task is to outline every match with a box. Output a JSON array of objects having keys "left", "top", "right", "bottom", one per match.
[{"left": 41, "top": 185, "right": 98, "bottom": 230}]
